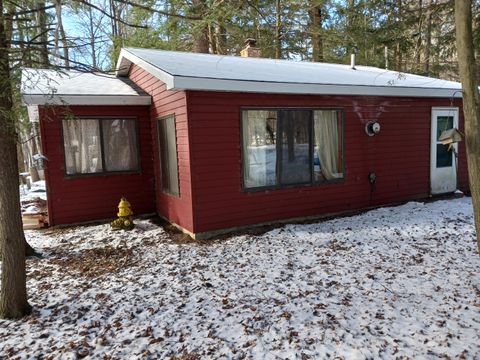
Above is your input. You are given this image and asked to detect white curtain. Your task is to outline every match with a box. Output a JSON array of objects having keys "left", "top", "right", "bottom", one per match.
[
  {"left": 102, "top": 120, "right": 139, "bottom": 171},
  {"left": 63, "top": 120, "right": 102, "bottom": 174},
  {"left": 242, "top": 110, "right": 277, "bottom": 188},
  {"left": 314, "top": 110, "right": 342, "bottom": 180}
]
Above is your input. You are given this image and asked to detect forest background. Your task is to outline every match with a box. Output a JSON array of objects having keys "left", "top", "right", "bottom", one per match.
[{"left": 13, "top": 0, "right": 480, "bottom": 77}]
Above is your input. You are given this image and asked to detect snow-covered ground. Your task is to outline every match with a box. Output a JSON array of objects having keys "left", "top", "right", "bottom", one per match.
[
  {"left": 19, "top": 179, "right": 47, "bottom": 202},
  {"left": 20, "top": 180, "right": 47, "bottom": 216},
  {"left": 1, "top": 197, "right": 479, "bottom": 359}
]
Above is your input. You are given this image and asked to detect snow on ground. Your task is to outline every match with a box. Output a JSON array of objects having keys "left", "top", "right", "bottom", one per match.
[
  {"left": 20, "top": 180, "right": 47, "bottom": 202},
  {"left": 1, "top": 198, "right": 479, "bottom": 359},
  {"left": 20, "top": 180, "right": 48, "bottom": 216}
]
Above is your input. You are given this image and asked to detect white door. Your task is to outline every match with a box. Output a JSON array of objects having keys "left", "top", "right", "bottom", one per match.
[{"left": 430, "top": 107, "right": 459, "bottom": 194}]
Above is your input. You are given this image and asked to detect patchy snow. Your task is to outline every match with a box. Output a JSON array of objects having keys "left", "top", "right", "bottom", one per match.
[
  {"left": 20, "top": 180, "right": 47, "bottom": 202},
  {"left": 19, "top": 180, "right": 48, "bottom": 221},
  {"left": 1, "top": 198, "right": 479, "bottom": 359}
]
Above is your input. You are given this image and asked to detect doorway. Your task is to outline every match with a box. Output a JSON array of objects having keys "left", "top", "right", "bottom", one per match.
[{"left": 430, "top": 107, "right": 459, "bottom": 195}]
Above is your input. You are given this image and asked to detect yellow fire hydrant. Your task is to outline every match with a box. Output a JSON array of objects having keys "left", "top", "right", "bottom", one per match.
[{"left": 111, "top": 197, "right": 134, "bottom": 230}]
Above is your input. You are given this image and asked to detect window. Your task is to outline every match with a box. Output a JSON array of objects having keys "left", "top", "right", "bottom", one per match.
[
  {"left": 62, "top": 118, "right": 140, "bottom": 175},
  {"left": 436, "top": 116, "right": 454, "bottom": 168},
  {"left": 242, "top": 109, "right": 344, "bottom": 189},
  {"left": 157, "top": 115, "right": 179, "bottom": 196}
]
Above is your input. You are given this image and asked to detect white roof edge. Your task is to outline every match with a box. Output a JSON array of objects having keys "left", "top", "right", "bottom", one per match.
[
  {"left": 172, "top": 76, "right": 463, "bottom": 98},
  {"left": 116, "top": 48, "right": 175, "bottom": 89},
  {"left": 22, "top": 94, "right": 152, "bottom": 106}
]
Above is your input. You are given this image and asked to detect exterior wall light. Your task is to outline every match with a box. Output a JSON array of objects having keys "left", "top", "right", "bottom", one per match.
[{"left": 365, "top": 121, "right": 381, "bottom": 136}]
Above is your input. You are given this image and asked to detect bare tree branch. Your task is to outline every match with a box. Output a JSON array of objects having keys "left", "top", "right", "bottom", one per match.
[
  {"left": 114, "top": 0, "right": 202, "bottom": 21},
  {"left": 70, "top": 0, "right": 148, "bottom": 29},
  {"left": 7, "top": 4, "right": 55, "bottom": 16}
]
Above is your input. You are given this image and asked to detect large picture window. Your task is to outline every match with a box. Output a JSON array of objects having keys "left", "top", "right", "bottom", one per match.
[
  {"left": 62, "top": 118, "right": 140, "bottom": 175},
  {"left": 157, "top": 115, "right": 180, "bottom": 196},
  {"left": 242, "top": 109, "right": 344, "bottom": 189}
]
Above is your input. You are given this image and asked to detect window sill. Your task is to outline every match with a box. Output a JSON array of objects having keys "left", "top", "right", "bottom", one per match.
[{"left": 64, "top": 170, "right": 143, "bottom": 179}]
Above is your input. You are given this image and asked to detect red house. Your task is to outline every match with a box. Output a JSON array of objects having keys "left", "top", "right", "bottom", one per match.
[{"left": 21, "top": 46, "right": 468, "bottom": 239}]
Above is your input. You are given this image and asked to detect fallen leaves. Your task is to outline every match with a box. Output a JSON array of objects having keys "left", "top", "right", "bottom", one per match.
[
  {"left": 0, "top": 201, "right": 479, "bottom": 359},
  {"left": 49, "top": 245, "right": 136, "bottom": 278}
]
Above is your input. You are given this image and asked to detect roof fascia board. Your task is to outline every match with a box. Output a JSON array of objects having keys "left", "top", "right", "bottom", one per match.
[
  {"left": 116, "top": 49, "right": 175, "bottom": 89},
  {"left": 172, "top": 76, "right": 463, "bottom": 98},
  {"left": 22, "top": 94, "right": 152, "bottom": 106}
]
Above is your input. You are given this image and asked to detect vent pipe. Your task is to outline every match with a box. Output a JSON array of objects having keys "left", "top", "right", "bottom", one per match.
[
  {"left": 350, "top": 54, "right": 356, "bottom": 70},
  {"left": 384, "top": 46, "right": 389, "bottom": 69}
]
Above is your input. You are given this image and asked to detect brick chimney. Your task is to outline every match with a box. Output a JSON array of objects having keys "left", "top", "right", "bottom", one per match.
[{"left": 241, "top": 38, "right": 261, "bottom": 58}]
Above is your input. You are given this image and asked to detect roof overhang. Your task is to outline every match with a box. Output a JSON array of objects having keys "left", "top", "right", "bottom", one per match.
[
  {"left": 22, "top": 94, "right": 152, "bottom": 106},
  {"left": 172, "top": 76, "right": 462, "bottom": 98},
  {"left": 117, "top": 48, "right": 175, "bottom": 88},
  {"left": 21, "top": 68, "right": 152, "bottom": 106}
]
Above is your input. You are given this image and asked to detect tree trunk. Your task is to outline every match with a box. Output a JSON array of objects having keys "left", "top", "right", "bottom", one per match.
[
  {"left": 0, "top": 0, "right": 32, "bottom": 319},
  {"left": 396, "top": 0, "right": 403, "bottom": 71},
  {"left": 193, "top": 24, "right": 209, "bottom": 53},
  {"left": 27, "top": 133, "right": 40, "bottom": 182},
  {"left": 86, "top": 5, "right": 97, "bottom": 69},
  {"left": 17, "top": 136, "right": 25, "bottom": 173},
  {"left": 424, "top": 0, "right": 433, "bottom": 74},
  {"left": 109, "top": 0, "right": 118, "bottom": 37},
  {"left": 416, "top": 0, "right": 423, "bottom": 72},
  {"left": 346, "top": 0, "right": 355, "bottom": 56},
  {"left": 53, "top": 0, "right": 69, "bottom": 68},
  {"left": 208, "top": 24, "right": 217, "bottom": 54},
  {"left": 275, "top": 0, "right": 281, "bottom": 59},
  {"left": 455, "top": 0, "right": 480, "bottom": 254},
  {"left": 215, "top": 23, "right": 227, "bottom": 55},
  {"left": 310, "top": 1, "right": 324, "bottom": 62},
  {"left": 192, "top": 0, "right": 209, "bottom": 53},
  {"left": 36, "top": 1, "right": 49, "bottom": 67}
]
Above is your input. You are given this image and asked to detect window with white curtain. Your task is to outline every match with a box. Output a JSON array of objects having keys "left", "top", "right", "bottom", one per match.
[
  {"left": 242, "top": 109, "right": 343, "bottom": 189},
  {"left": 62, "top": 118, "right": 140, "bottom": 175}
]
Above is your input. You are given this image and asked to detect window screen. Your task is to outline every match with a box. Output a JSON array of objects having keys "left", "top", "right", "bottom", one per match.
[{"left": 157, "top": 115, "right": 180, "bottom": 196}]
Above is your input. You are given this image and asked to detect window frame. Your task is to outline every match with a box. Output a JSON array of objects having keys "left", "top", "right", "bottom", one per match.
[
  {"left": 157, "top": 114, "right": 180, "bottom": 197},
  {"left": 240, "top": 107, "right": 345, "bottom": 191},
  {"left": 61, "top": 116, "right": 142, "bottom": 178}
]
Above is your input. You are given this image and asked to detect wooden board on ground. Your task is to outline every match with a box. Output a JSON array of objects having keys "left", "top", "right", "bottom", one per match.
[{"left": 22, "top": 213, "right": 48, "bottom": 230}]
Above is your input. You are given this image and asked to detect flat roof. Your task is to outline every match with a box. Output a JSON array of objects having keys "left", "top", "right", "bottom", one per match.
[
  {"left": 117, "top": 48, "right": 462, "bottom": 98},
  {"left": 21, "top": 69, "right": 151, "bottom": 106}
]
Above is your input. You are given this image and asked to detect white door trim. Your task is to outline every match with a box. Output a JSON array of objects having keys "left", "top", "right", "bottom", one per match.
[{"left": 430, "top": 107, "right": 459, "bottom": 195}]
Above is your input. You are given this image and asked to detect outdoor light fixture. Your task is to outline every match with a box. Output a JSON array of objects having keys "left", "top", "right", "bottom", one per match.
[{"left": 365, "top": 121, "right": 381, "bottom": 136}]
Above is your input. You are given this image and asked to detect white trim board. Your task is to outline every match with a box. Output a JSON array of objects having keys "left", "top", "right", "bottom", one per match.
[
  {"left": 117, "top": 49, "right": 175, "bottom": 88},
  {"left": 23, "top": 94, "right": 152, "bottom": 106},
  {"left": 172, "top": 76, "right": 462, "bottom": 98}
]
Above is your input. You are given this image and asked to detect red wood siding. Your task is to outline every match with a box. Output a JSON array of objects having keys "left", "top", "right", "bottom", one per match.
[
  {"left": 187, "top": 91, "right": 468, "bottom": 233},
  {"left": 39, "top": 105, "right": 155, "bottom": 226},
  {"left": 128, "top": 65, "right": 194, "bottom": 232}
]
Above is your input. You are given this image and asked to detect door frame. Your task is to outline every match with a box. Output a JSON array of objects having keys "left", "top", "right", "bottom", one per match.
[{"left": 430, "top": 107, "right": 459, "bottom": 195}]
